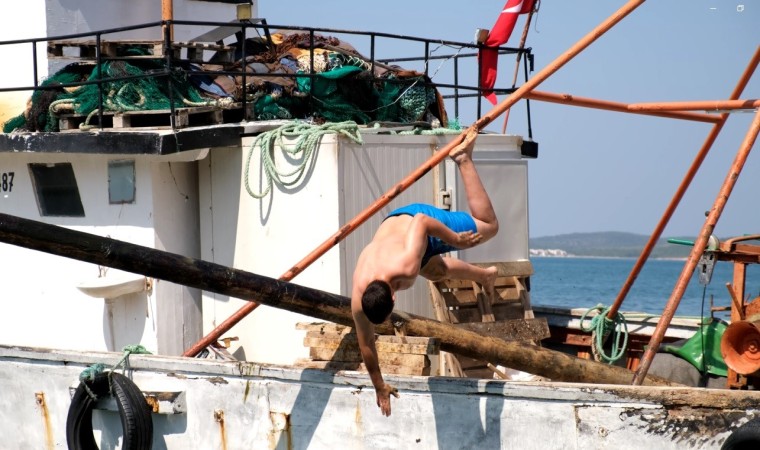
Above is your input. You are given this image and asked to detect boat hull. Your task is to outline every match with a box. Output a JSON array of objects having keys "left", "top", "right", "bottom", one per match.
[{"left": 1, "top": 344, "right": 755, "bottom": 449}]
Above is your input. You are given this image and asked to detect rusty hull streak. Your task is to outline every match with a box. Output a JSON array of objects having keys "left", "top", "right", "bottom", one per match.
[
  {"left": 35, "top": 392, "right": 54, "bottom": 450},
  {"left": 145, "top": 396, "right": 160, "bottom": 414},
  {"left": 214, "top": 409, "right": 228, "bottom": 450}
]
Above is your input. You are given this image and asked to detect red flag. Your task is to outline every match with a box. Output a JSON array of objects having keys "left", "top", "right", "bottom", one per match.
[{"left": 479, "top": 0, "right": 534, "bottom": 104}]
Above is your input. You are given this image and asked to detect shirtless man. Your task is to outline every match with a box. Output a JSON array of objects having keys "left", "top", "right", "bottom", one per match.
[{"left": 351, "top": 129, "right": 499, "bottom": 416}]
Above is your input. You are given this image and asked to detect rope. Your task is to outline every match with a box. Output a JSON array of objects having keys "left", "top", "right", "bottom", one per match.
[
  {"left": 78, "top": 363, "right": 107, "bottom": 401},
  {"left": 244, "top": 121, "right": 363, "bottom": 200},
  {"left": 76, "top": 345, "right": 151, "bottom": 401},
  {"left": 112, "top": 344, "right": 152, "bottom": 374},
  {"left": 580, "top": 304, "right": 629, "bottom": 364}
]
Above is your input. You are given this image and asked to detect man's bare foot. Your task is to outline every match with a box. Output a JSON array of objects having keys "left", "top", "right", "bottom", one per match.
[
  {"left": 449, "top": 129, "right": 478, "bottom": 164},
  {"left": 479, "top": 266, "right": 498, "bottom": 300}
]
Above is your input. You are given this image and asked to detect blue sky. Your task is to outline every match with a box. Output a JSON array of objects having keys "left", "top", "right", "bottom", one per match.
[{"left": 259, "top": 1, "right": 759, "bottom": 239}]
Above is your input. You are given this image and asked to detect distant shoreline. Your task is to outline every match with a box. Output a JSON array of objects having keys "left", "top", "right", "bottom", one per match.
[{"left": 529, "top": 253, "right": 688, "bottom": 262}]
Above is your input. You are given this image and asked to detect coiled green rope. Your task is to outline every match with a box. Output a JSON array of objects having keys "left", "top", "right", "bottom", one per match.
[
  {"left": 244, "top": 121, "right": 363, "bottom": 200},
  {"left": 580, "top": 304, "right": 629, "bottom": 364}
]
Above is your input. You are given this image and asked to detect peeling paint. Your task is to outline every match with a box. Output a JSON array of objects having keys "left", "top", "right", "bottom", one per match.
[
  {"left": 620, "top": 406, "right": 748, "bottom": 447},
  {"left": 207, "top": 376, "right": 229, "bottom": 385},
  {"left": 268, "top": 411, "right": 291, "bottom": 450}
]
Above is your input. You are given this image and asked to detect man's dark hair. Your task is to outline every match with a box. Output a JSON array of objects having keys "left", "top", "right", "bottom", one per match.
[{"left": 361, "top": 280, "right": 394, "bottom": 324}]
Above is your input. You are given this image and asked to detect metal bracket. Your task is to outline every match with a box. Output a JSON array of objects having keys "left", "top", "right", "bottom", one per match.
[
  {"left": 698, "top": 251, "right": 716, "bottom": 285},
  {"left": 438, "top": 188, "right": 452, "bottom": 210}
]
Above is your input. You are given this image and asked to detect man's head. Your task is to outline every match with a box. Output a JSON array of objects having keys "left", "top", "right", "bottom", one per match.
[{"left": 361, "top": 280, "right": 394, "bottom": 324}]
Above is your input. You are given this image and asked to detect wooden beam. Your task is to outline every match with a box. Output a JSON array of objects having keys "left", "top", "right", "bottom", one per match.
[{"left": 0, "top": 212, "right": 675, "bottom": 386}]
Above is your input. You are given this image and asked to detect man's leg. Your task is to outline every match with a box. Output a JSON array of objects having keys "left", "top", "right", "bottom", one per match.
[
  {"left": 420, "top": 255, "right": 498, "bottom": 295},
  {"left": 449, "top": 129, "right": 499, "bottom": 241}
]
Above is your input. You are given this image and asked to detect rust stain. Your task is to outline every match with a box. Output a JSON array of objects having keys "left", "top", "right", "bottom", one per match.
[
  {"left": 35, "top": 392, "right": 54, "bottom": 450},
  {"left": 243, "top": 380, "right": 251, "bottom": 403},
  {"left": 144, "top": 396, "right": 160, "bottom": 414},
  {"left": 214, "top": 409, "right": 228, "bottom": 450}
]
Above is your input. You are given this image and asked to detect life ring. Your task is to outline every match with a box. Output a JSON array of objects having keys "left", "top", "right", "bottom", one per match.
[
  {"left": 66, "top": 371, "right": 153, "bottom": 450},
  {"left": 722, "top": 417, "right": 760, "bottom": 449}
]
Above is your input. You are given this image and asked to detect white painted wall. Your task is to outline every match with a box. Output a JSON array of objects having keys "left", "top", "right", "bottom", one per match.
[
  {"left": 451, "top": 134, "right": 530, "bottom": 262},
  {"left": 151, "top": 159, "right": 203, "bottom": 356},
  {"left": 200, "top": 135, "right": 344, "bottom": 364},
  {"left": 0, "top": 152, "right": 158, "bottom": 352},
  {"left": 45, "top": 0, "right": 253, "bottom": 41}
]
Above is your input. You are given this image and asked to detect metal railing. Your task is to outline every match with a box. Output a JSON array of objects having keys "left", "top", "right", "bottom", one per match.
[{"left": 0, "top": 19, "right": 534, "bottom": 132}]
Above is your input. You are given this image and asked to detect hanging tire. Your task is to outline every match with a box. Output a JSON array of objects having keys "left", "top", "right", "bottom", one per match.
[
  {"left": 66, "top": 371, "right": 154, "bottom": 450},
  {"left": 722, "top": 418, "right": 760, "bottom": 450}
]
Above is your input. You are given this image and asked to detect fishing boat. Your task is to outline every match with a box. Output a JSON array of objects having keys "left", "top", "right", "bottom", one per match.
[{"left": 0, "top": 1, "right": 759, "bottom": 449}]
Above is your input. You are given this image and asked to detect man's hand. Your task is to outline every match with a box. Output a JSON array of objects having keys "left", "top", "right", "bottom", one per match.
[
  {"left": 454, "top": 230, "right": 483, "bottom": 249},
  {"left": 376, "top": 382, "right": 399, "bottom": 416}
]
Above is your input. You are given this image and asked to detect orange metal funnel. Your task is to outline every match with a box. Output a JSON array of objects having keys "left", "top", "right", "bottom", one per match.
[{"left": 722, "top": 320, "right": 760, "bottom": 375}]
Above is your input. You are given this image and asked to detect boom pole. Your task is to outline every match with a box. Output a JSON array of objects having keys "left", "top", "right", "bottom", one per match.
[{"left": 0, "top": 212, "right": 674, "bottom": 386}]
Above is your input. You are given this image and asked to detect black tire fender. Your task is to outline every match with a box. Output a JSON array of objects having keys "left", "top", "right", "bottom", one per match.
[
  {"left": 66, "top": 371, "right": 154, "bottom": 450},
  {"left": 722, "top": 418, "right": 760, "bottom": 450}
]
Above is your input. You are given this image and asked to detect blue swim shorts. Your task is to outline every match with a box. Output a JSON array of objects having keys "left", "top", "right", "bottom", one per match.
[{"left": 386, "top": 203, "right": 477, "bottom": 267}]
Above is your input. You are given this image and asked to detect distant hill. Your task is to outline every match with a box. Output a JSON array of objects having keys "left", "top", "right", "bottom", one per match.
[{"left": 529, "top": 231, "right": 694, "bottom": 258}]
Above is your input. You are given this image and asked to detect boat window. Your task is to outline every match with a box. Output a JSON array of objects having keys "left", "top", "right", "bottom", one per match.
[
  {"left": 108, "top": 160, "right": 136, "bottom": 204},
  {"left": 28, "top": 163, "right": 85, "bottom": 217}
]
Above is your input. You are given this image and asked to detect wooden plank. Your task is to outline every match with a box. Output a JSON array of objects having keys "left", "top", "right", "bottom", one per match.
[
  {"left": 303, "top": 336, "right": 439, "bottom": 355},
  {"left": 437, "top": 285, "right": 522, "bottom": 306},
  {"left": 473, "top": 261, "right": 534, "bottom": 277},
  {"left": 428, "top": 280, "right": 465, "bottom": 377},
  {"left": 474, "top": 281, "right": 495, "bottom": 322},
  {"left": 449, "top": 302, "right": 525, "bottom": 323},
  {"left": 293, "top": 359, "right": 430, "bottom": 376},
  {"left": 303, "top": 331, "right": 438, "bottom": 347},
  {"left": 309, "top": 347, "right": 430, "bottom": 368},
  {"left": 47, "top": 39, "right": 230, "bottom": 63},
  {"left": 297, "top": 322, "right": 353, "bottom": 335},
  {"left": 436, "top": 276, "right": 519, "bottom": 290},
  {"left": 454, "top": 318, "right": 550, "bottom": 342}
]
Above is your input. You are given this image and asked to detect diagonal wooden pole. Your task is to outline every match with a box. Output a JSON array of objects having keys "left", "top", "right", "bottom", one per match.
[
  {"left": 607, "top": 46, "right": 760, "bottom": 323},
  {"left": 525, "top": 90, "right": 721, "bottom": 124},
  {"left": 629, "top": 98, "right": 760, "bottom": 112},
  {"left": 183, "top": 0, "right": 648, "bottom": 357},
  {"left": 632, "top": 105, "right": 760, "bottom": 385}
]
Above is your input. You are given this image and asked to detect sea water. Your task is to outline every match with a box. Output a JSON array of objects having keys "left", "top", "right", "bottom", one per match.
[{"left": 529, "top": 256, "right": 760, "bottom": 320}]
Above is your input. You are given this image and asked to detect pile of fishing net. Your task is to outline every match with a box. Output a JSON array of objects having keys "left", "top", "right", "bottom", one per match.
[{"left": 3, "top": 31, "right": 448, "bottom": 133}]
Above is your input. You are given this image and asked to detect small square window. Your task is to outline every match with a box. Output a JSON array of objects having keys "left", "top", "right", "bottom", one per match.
[
  {"left": 108, "top": 160, "right": 136, "bottom": 204},
  {"left": 29, "top": 163, "right": 85, "bottom": 217}
]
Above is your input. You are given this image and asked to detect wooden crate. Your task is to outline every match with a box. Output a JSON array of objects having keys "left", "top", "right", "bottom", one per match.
[
  {"left": 428, "top": 260, "right": 549, "bottom": 378},
  {"left": 47, "top": 39, "right": 232, "bottom": 64},
  {"left": 58, "top": 105, "right": 226, "bottom": 131},
  {"left": 294, "top": 322, "right": 439, "bottom": 376}
]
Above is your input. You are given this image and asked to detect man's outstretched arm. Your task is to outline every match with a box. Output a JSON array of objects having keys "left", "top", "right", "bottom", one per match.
[{"left": 351, "top": 285, "right": 399, "bottom": 416}]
